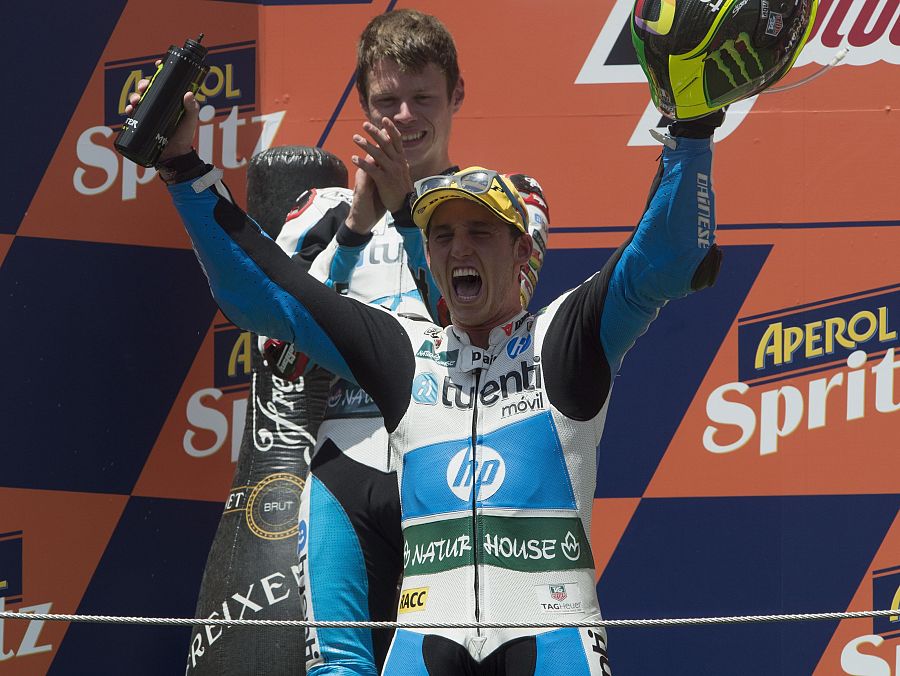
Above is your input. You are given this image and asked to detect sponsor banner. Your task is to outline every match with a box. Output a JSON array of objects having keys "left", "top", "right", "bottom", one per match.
[
  {"left": 134, "top": 314, "right": 247, "bottom": 501},
  {"left": 17, "top": 0, "right": 264, "bottom": 249},
  {"left": 103, "top": 42, "right": 257, "bottom": 128},
  {"left": 813, "top": 510, "right": 900, "bottom": 674},
  {"left": 0, "top": 490, "right": 127, "bottom": 671},
  {"left": 646, "top": 226, "right": 900, "bottom": 498},
  {"left": 402, "top": 514, "right": 593, "bottom": 577},
  {"left": 737, "top": 286, "right": 899, "bottom": 382}
]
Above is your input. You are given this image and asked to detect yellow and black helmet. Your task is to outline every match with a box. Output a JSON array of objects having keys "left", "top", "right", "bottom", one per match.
[{"left": 631, "top": 0, "right": 818, "bottom": 120}]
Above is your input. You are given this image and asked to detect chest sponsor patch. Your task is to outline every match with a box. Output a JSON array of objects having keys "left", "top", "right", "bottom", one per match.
[
  {"left": 446, "top": 446, "right": 506, "bottom": 501},
  {"left": 415, "top": 340, "right": 458, "bottom": 367},
  {"left": 402, "top": 514, "right": 593, "bottom": 576},
  {"left": 411, "top": 373, "right": 439, "bottom": 405},
  {"left": 401, "top": 412, "right": 577, "bottom": 519},
  {"left": 397, "top": 587, "right": 429, "bottom": 614},
  {"left": 506, "top": 334, "right": 532, "bottom": 358}
]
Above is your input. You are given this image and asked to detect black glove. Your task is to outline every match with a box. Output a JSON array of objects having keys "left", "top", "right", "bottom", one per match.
[{"left": 669, "top": 108, "right": 727, "bottom": 139}]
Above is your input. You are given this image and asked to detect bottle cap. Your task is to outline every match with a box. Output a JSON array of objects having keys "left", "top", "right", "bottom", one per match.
[{"left": 182, "top": 34, "right": 208, "bottom": 61}]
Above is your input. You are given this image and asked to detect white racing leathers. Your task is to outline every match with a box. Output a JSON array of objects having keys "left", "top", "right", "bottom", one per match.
[
  {"left": 269, "top": 186, "right": 434, "bottom": 674},
  {"left": 169, "top": 136, "right": 720, "bottom": 672}
]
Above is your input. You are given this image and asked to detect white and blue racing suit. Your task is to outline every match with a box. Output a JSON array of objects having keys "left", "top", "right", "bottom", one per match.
[
  {"left": 272, "top": 186, "right": 437, "bottom": 674},
  {"left": 167, "top": 135, "right": 721, "bottom": 674}
]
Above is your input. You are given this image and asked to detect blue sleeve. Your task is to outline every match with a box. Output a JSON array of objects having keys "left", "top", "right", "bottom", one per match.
[
  {"left": 168, "top": 172, "right": 415, "bottom": 429},
  {"left": 600, "top": 135, "right": 716, "bottom": 371},
  {"left": 541, "top": 135, "right": 719, "bottom": 421}
]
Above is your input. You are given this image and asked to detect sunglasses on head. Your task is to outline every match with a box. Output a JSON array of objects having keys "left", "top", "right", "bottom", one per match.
[{"left": 414, "top": 169, "right": 527, "bottom": 227}]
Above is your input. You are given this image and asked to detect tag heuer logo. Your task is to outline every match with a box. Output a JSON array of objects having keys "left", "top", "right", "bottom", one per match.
[{"left": 550, "top": 584, "right": 568, "bottom": 602}]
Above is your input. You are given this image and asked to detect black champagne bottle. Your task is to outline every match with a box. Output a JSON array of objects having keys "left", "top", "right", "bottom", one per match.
[{"left": 115, "top": 35, "right": 209, "bottom": 167}]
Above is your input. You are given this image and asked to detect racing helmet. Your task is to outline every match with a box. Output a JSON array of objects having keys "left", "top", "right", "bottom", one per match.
[
  {"left": 504, "top": 173, "right": 550, "bottom": 310},
  {"left": 631, "top": 0, "right": 818, "bottom": 120}
]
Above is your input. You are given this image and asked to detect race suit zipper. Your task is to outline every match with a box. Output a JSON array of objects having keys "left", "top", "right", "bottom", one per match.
[{"left": 470, "top": 369, "right": 481, "bottom": 634}]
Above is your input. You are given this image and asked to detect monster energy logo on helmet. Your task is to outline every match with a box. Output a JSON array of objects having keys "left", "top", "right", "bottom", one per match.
[
  {"left": 707, "top": 32, "right": 764, "bottom": 87},
  {"left": 631, "top": 0, "right": 819, "bottom": 119},
  {"left": 704, "top": 30, "right": 769, "bottom": 104}
]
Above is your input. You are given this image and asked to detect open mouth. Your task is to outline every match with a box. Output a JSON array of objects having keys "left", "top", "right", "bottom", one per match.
[{"left": 452, "top": 267, "right": 482, "bottom": 302}]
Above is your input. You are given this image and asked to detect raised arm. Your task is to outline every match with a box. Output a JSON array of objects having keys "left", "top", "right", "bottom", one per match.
[
  {"left": 542, "top": 118, "right": 723, "bottom": 421},
  {"left": 599, "top": 132, "right": 721, "bottom": 371},
  {"left": 167, "top": 159, "right": 416, "bottom": 430}
]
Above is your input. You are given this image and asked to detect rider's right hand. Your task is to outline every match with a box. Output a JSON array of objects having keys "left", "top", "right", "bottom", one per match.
[{"left": 124, "top": 60, "right": 200, "bottom": 163}]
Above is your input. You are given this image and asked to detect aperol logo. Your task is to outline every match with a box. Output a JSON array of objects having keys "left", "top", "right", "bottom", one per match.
[
  {"left": 213, "top": 322, "right": 252, "bottom": 389},
  {"left": 183, "top": 322, "right": 251, "bottom": 462},
  {"left": 102, "top": 41, "right": 257, "bottom": 127},
  {"left": 737, "top": 286, "right": 899, "bottom": 382},
  {"left": 76, "top": 40, "right": 286, "bottom": 201},
  {"left": 704, "top": 286, "right": 900, "bottom": 456},
  {"left": 576, "top": 0, "right": 900, "bottom": 145}
]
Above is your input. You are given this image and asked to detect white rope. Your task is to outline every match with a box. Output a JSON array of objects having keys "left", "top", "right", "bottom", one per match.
[{"left": 0, "top": 609, "right": 895, "bottom": 629}]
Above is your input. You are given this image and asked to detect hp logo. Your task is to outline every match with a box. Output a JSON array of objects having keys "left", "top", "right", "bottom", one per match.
[
  {"left": 446, "top": 447, "right": 506, "bottom": 501},
  {"left": 412, "top": 373, "right": 439, "bottom": 405},
  {"left": 506, "top": 334, "right": 532, "bottom": 358}
]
